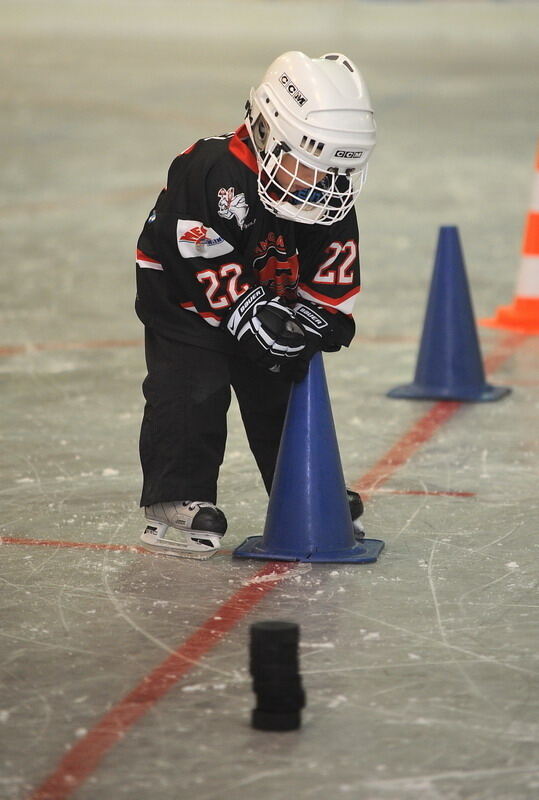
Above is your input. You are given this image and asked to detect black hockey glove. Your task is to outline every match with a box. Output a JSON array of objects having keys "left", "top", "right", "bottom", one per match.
[
  {"left": 293, "top": 300, "right": 351, "bottom": 352},
  {"left": 223, "top": 286, "right": 306, "bottom": 371},
  {"left": 280, "top": 300, "right": 353, "bottom": 383}
]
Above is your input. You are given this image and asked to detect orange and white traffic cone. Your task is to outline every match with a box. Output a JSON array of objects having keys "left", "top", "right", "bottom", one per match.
[{"left": 481, "top": 140, "right": 539, "bottom": 334}]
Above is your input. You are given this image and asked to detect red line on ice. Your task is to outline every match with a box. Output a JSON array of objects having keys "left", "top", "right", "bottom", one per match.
[
  {"left": 1, "top": 536, "right": 149, "bottom": 554},
  {"left": 352, "top": 400, "right": 462, "bottom": 498},
  {"left": 373, "top": 489, "right": 475, "bottom": 498}
]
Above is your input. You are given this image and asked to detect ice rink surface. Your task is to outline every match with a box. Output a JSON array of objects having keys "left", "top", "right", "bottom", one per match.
[{"left": 1, "top": 1, "right": 538, "bottom": 798}]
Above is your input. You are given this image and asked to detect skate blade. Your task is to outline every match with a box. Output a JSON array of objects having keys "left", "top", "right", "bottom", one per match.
[
  {"left": 140, "top": 541, "right": 218, "bottom": 560},
  {"left": 141, "top": 525, "right": 221, "bottom": 560}
]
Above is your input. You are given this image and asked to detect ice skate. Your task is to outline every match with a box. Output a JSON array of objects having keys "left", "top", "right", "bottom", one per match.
[
  {"left": 141, "top": 501, "right": 227, "bottom": 559},
  {"left": 347, "top": 489, "right": 365, "bottom": 540}
]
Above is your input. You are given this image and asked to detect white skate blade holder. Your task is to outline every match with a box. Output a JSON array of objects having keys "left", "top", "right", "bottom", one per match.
[{"left": 141, "top": 519, "right": 222, "bottom": 560}]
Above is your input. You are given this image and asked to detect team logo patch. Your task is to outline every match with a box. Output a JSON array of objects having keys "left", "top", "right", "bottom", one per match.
[
  {"left": 177, "top": 219, "right": 234, "bottom": 259},
  {"left": 253, "top": 233, "right": 299, "bottom": 300},
  {"left": 254, "top": 232, "right": 286, "bottom": 259},
  {"left": 279, "top": 73, "right": 308, "bottom": 107},
  {"left": 217, "top": 187, "right": 249, "bottom": 229}
]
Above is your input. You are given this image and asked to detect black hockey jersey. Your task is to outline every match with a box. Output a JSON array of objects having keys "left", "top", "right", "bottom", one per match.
[{"left": 135, "top": 125, "right": 361, "bottom": 353}]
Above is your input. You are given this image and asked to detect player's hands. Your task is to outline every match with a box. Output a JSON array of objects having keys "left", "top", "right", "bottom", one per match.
[
  {"left": 277, "top": 300, "right": 342, "bottom": 383},
  {"left": 224, "top": 286, "right": 306, "bottom": 370},
  {"left": 292, "top": 300, "right": 344, "bottom": 352},
  {"left": 277, "top": 338, "right": 319, "bottom": 383}
]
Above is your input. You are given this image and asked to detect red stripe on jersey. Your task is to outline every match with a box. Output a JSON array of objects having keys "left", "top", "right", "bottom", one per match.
[
  {"left": 298, "top": 283, "right": 360, "bottom": 313},
  {"left": 199, "top": 311, "right": 222, "bottom": 323},
  {"left": 229, "top": 125, "right": 258, "bottom": 174},
  {"left": 180, "top": 302, "right": 221, "bottom": 326},
  {"left": 136, "top": 248, "right": 160, "bottom": 264}
]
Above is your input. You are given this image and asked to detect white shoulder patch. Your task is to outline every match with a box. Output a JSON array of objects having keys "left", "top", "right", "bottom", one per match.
[
  {"left": 177, "top": 219, "right": 234, "bottom": 259},
  {"left": 217, "top": 187, "right": 249, "bottom": 229}
]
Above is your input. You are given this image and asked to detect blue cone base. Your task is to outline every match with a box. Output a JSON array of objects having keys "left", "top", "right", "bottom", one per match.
[
  {"left": 387, "top": 382, "right": 511, "bottom": 403},
  {"left": 233, "top": 536, "right": 385, "bottom": 564}
]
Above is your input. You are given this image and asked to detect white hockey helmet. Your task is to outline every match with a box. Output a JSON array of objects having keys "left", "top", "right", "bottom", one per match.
[{"left": 245, "top": 51, "right": 376, "bottom": 225}]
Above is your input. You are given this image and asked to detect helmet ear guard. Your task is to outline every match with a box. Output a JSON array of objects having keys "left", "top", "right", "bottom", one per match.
[
  {"left": 251, "top": 110, "right": 270, "bottom": 154},
  {"left": 245, "top": 51, "right": 376, "bottom": 225}
]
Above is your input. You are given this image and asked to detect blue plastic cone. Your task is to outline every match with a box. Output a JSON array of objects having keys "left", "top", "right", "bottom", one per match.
[
  {"left": 233, "top": 352, "right": 385, "bottom": 563},
  {"left": 387, "top": 226, "right": 511, "bottom": 402}
]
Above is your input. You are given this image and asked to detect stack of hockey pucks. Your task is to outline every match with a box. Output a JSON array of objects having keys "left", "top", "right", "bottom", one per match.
[{"left": 249, "top": 620, "right": 305, "bottom": 731}]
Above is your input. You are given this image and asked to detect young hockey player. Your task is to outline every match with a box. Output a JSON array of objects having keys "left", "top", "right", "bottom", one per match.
[{"left": 135, "top": 51, "right": 377, "bottom": 558}]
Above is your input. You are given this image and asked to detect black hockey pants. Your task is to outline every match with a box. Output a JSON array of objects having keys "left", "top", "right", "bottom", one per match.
[{"left": 139, "top": 329, "right": 292, "bottom": 507}]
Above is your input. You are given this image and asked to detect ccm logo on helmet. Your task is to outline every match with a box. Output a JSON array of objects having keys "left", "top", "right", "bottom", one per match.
[
  {"left": 279, "top": 73, "right": 308, "bottom": 107},
  {"left": 334, "top": 149, "right": 364, "bottom": 159}
]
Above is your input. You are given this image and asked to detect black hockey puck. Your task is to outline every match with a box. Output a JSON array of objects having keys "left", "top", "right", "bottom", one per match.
[
  {"left": 250, "top": 622, "right": 299, "bottom": 664},
  {"left": 249, "top": 621, "right": 305, "bottom": 731},
  {"left": 250, "top": 620, "right": 299, "bottom": 647}
]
